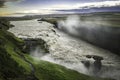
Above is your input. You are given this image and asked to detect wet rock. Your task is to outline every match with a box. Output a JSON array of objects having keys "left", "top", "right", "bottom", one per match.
[
  {"left": 37, "top": 18, "right": 46, "bottom": 22},
  {"left": 86, "top": 55, "right": 103, "bottom": 60},
  {"left": 81, "top": 60, "right": 90, "bottom": 69},
  {"left": 93, "top": 55, "right": 103, "bottom": 61},
  {"left": 51, "top": 29, "right": 56, "bottom": 33},
  {"left": 92, "top": 55, "right": 103, "bottom": 74},
  {"left": 93, "top": 60, "right": 102, "bottom": 75},
  {"left": 86, "top": 55, "right": 92, "bottom": 58},
  {"left": 85, "top": 55, "right": 103, "bottom": 73},
  {"left": 21, "top": 38, "right": 49, "bottom": 54}
]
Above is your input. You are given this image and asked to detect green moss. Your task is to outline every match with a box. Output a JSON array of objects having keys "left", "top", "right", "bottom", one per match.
[
  {"left": 6, "top": 43, "right": 31, "bottom": 74},
  {"left": 0, "top": 46, "right": 24, "bottom": 78},
  {"left": 0, "top": 30, "right": 31, "bottom": 74},
  {"left": 0, "top": 30, "right": 32, "bottom": 79}
]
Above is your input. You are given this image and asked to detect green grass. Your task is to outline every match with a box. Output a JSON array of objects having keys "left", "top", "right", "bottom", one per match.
[
  {"left": 0, "top": 30, "right": 32, "bottom": 79},
  {"left": 6, "top": 42, "right": 31, "bottom": 74},
  {"left": 0, "top": 30, "right": 31, "bottom": 74}
]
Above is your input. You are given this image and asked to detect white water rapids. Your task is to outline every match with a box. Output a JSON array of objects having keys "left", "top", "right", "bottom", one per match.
[{"left": 9, "top": 19, "right": 120, "bottom": 80}]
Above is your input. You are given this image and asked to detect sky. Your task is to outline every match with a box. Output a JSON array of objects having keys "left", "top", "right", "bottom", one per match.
[{"left": 0, "top": 0, "right": 120, "bottom": 16}]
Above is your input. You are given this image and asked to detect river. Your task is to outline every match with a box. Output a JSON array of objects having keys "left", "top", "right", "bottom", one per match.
[{"left": 9, "top": 19, "right": 120, "bottom": 80}]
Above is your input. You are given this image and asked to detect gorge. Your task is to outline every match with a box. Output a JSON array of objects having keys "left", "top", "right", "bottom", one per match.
[{"left": 8, "top": 18, "right": 120, "bottom": 80}]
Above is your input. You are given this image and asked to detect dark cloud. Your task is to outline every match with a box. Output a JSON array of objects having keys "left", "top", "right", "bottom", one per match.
[
  {"left": 56, "top": 6, "right": 120, "bottom": 14},
  {"left": 0, "top": 0, "right": 5, "bottom": 7},
  {"left": 0, "top": 0, "right": 20, "bottom": 7}
]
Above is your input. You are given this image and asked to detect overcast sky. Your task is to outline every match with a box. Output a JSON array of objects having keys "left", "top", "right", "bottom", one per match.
[{"left": 0, "top": 0, "right": 120, "bottom": 16}]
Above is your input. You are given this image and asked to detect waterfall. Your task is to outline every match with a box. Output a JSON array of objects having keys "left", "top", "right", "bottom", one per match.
[{"left": 9, "top": 19, "right": 120, "bottom": 80}]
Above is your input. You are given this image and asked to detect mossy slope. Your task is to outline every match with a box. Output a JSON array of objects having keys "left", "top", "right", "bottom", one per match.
[{"left": 0, "top": 30, "right": 33, "bottom": 80}]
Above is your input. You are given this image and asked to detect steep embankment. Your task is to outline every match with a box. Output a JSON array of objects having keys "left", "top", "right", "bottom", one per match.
[
  {"left": 0, "top": 29, "right": 37, "bottom": 80},
  {"left": 0, "top": 19, "right": 112, "bottom": 80}
]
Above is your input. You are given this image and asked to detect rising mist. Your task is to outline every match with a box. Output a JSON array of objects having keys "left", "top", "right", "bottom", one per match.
[{"left": 57, "top": 15, "right": 120, "bottom": 55}]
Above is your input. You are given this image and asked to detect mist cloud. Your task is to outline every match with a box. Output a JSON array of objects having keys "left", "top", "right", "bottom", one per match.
[
  {"left": 57, "top": 15, "right": 104, "bottom": 35},
  {"left": 57, "top": 15, "right": 120, "bottom": 54}
]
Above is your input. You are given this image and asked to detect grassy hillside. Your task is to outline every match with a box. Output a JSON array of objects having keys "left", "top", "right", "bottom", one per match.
[
  {"left": 0, "top": 30, "right": 33, "bottom": 80},
  {"left": 0, "top": 19, "right": 113, "bottom": 80}
]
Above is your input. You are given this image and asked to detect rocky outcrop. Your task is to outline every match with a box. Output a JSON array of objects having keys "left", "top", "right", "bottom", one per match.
[
  {"left": 21, "top": 38, "right": 49, "bottom": 54},
  {"left": 85, "top": 55, "right": 103, "bottom": 74},
  {"left": 86, "top": 55, "right": 104, "bottom": 60},
  {"left": 81, "top": 55, "right": 103, "bottom": 74},
  {"left": 37, "top": 18, "right": 58, "bottom": 28},
  {"left": 0, "top": 18, "right": 14, "bottom": 30}
]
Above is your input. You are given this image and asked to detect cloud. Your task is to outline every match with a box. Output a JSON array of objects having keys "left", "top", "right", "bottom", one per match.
[
  {"left": 12, "top": 0, "right": 120, "bottom": 16},
  {"left": 0, "top": 0, "right": 22, "bottom": 7},
  {"left": 76, "top": 0, "right": 120, "bottom": 9},
  {"left": 49, "top": 0, "right": 120, "bottom": 14},
  {"left": 0, "top": 0, "right": 5, "bottom": 7},
  {"left": 13, "top": 9, "right": 59, "bottom": 16},
  {"left": 1, "top": 0, "right": 120, "bottom": 16}
]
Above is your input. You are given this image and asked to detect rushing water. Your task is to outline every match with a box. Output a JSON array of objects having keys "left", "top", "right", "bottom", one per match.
[{"left": 9, "top": 19, "right": 120, "bottom": 80}]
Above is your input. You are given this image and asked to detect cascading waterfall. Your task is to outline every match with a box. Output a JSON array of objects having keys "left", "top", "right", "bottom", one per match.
[{"left": 9, "top": 18, "right": 120, "bottom": 80}]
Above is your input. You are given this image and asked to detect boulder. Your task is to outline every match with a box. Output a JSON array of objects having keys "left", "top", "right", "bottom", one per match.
[
  {"left": 86, "top": 55, "right": 103, "bottom": 61},
  {"left": 93, "top": 55, "right": 103, "bottom": 61},
  {"left": 86, "top": 55, "right": 92, "bottom": 58},
  {"left": 81, "top": 60, "right": 90, "bottom": 69}
]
